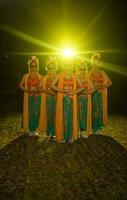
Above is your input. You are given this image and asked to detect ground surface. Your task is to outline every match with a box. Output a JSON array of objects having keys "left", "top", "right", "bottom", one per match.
[{"left": 0, "top": 113, "right": 127, "bottom": 200}]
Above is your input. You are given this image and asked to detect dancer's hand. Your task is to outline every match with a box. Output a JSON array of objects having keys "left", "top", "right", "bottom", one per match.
[
  {"left": 66, "top": 90, "right": 77, "bottom": 95},
  {"left": 28, "top": 87, "right": 37, "bottom": 93},
  {"left": 57, "top": 89, "right": 69, "bottom": 93},
  {"left": 47, "top": 90, "right": 56, "bottom": 96}
]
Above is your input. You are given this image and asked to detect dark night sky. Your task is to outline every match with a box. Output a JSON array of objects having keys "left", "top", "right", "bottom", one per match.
[
  {"left": 0, "top": 0, "right": 127, "bottom": 114},
  {"left": 0, "top": 0, "right": 127, "bottom": 52}
]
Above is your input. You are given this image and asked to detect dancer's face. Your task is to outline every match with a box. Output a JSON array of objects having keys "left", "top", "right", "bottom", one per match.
[
  {"left": 47, "top": 63, "right": 56, "bottom": 72},
  {"left": 63, "top": 60, "right": 73, "bottom": 71},
  {"left": 65, "top": 65, "right": 73, "bottom": 71},
  {"left": 29, "top": 66, "right": 38, "bottom": 72},
  {"left": 78, "top": 61, "right": 88, "bottom": 72},
  {"left": 48, "top": 63, "right": 56, "bottom": 71},
  {"left": 78, "top": 67, "right": 86, "bottom": 73},
  {"left": 92, "top": 59, "right": 101, "bottom": 68}
]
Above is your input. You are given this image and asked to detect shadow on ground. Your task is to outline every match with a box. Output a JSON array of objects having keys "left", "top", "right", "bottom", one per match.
[{"left": 0, "top": 134, "right": 127, "bottom": 200}]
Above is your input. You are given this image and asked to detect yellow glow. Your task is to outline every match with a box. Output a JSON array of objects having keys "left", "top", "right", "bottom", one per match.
[
  {"left": 62, "top": 48, "right": 74, "bottom": 57},
  {"left": 0, "top": 23, "right": 59, "bottom": 51}
]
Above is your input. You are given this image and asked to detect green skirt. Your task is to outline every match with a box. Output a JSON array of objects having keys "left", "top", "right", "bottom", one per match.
[
  {"left": 78, "top": 95, "right": 87, "bottom": 131},
  {"left": 63, "top": 96, "right": 73, "bottom": 140},
  {"left": 46, "top": 95, "right": 56, "bottom": 136},
  {"left": 92, "top": 91, "right": 103, "bottom": 132},
  {"left": 28, "top": 95, "right": 41, "bottom": 132}
]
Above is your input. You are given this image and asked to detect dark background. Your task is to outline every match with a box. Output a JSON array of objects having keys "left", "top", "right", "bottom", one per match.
[{"left": 0, "top": 0, "right": 127, "bottom": 114}]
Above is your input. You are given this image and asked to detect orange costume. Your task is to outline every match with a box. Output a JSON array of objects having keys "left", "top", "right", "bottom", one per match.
[
  {"left": 89, "top": 70, "right": 111, "bottom": 125},
  {"left": 55, "top": 72, "right": 78, "bottom": 142},
  {"left": 39, "top": 75, "right": 56, "bottom": 135},
  {"left": 19, "top": 56, "right": 42, "bottom": 135},
  {"left": 22, "top": 73, "right": 42, "bottom": 132}
]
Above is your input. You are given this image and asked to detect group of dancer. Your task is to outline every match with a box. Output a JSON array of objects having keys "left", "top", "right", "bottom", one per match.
[{"left": 19, "top": 53, "right": 112, "bottom": 142}]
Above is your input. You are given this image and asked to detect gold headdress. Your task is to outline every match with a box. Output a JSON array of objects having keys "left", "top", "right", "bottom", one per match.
[
  {"left": 76, "top": 58, "right": 87, "bottom": 68},
  {"left": 91, "top": 53, "right": 101, "bottom": 63},
  {"left": 61, "top": 57, "right": 73, "bottom": 69},
  {"left": 45, "top": 56, "right": 57, "bottom": 71},
  {"left": 76, "top": 58, "right": 88, "bottom": 73},
  {"left": 27, "top": 56, "right": 39, "bottom": 72}
]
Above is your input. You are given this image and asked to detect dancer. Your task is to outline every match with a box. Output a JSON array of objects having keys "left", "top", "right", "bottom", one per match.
[
  {"left": 19, "top": 56, "right": 42, "bottom": 136},
  {"left": 89, "top": 53, "right": 112, "bottom": 134},
  {"left": 76, "top": 58, "right": 95, "bottom": 138},
  {"left": 51, "top": 58, "right": 83, "bottom": 142},
  {"left": 39, "top": 56, "right": 57, "bottom": 139}
]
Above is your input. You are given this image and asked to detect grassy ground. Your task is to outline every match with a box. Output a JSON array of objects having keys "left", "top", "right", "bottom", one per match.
[{"left": 0, "top": 113, "right": 127, "bottom": 200}]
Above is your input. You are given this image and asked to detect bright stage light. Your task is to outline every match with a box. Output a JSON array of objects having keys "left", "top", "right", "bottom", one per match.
[{"left": 62, "top": 49, "right": 74, "bottom": 57}]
